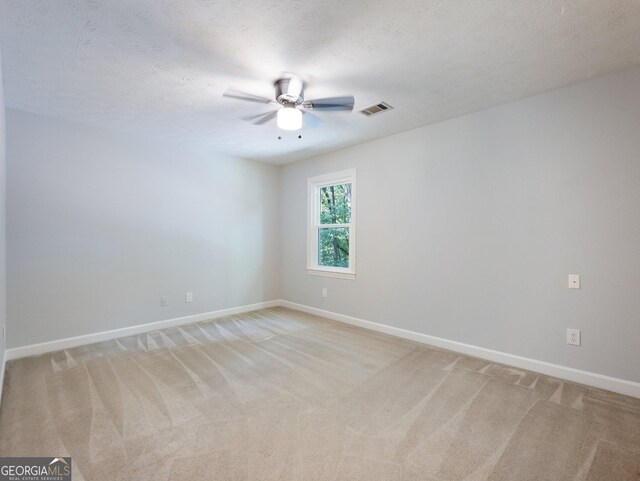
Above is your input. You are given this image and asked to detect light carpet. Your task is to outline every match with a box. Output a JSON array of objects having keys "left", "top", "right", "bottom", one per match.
[{"left": 1, "top": 307, "right": 639, "bottom": 480}]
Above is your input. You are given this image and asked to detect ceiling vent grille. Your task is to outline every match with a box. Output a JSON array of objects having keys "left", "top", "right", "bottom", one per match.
[{"left": 360, "top": 101, "right": 393, "bottom": 117}]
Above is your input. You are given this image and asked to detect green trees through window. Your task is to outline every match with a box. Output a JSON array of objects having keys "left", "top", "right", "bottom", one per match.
[
  {"left": 318, "top": 184, "right": 352, "bottom": 268},
  {"left": 320, "top": 184, "right": 352, "bottom": 224}
]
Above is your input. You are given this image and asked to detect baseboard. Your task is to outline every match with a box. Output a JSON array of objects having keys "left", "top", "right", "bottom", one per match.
[
  {"left": 4, "top": 300, "right": 280, "bottom": 361},
  {"left": 279, "top": 300, "right": 640, "bottom": 399},
  {"left": 4, "top": 298, "right": 639, "bottom": 399}
]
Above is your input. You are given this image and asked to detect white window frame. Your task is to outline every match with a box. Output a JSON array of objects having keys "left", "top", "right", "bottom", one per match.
[{"left": 307, "top": 169, "right": 356, "bottom": 280}]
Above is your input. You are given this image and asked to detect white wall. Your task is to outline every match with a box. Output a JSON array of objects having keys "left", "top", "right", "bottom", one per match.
[
  {"left": 0, "top": 43, "right": 7, "bottom": 385},
  {"left": 280, "top": 67, "right": 640, "bottom": 384},
  {"left": 6, "top": 110, "right": 280, "bottom": 348}
]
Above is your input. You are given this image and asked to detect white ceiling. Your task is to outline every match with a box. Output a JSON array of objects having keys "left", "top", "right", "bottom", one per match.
[{"left": 1, "top": 0, "right": 639, "bottom": 164}]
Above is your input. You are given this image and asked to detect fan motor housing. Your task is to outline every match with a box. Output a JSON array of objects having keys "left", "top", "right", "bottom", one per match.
[{"left": 274, "top": 77, "right": 304, "bottom": 106}]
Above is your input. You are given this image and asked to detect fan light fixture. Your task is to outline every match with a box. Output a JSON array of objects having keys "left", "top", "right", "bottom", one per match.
[
  {"left": 223, "top": 74, "right": 355, "bottom": 130},
  {"left": 277, "top": 107, "right": 302, "bottom": 131}
]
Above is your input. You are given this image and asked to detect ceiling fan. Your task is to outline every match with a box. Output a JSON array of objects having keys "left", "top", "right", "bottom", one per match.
[{"left": 223, "top": 74, "right": 355, "bottom": 131}]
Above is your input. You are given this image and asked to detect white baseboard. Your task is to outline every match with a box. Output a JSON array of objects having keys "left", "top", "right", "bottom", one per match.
[
  {"left": 279, "top": 300, "right": 640, "bottom": 399},
  {"left": 3, "top": 298, "right": 639, "bottom": 400},
  {"left": 4, "top": 300, "right": 280, "bottom": 361}
]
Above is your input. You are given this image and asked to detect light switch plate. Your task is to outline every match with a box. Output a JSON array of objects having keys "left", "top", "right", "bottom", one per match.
[{"left": 568, "top": 274, "right": 580, "bottom": 289}]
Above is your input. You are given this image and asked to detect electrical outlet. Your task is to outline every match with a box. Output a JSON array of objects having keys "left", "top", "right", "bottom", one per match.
[
  {"left": 161, "top": 296, "right": 168, "bottom": 307},
  {"left": 186, "top": 292, "right": 193, "bottom": 303},
  {"left": 322, "top": 288, "right": 328, "bottom": 298},
  {"left": 568, "top": 274, "right": 580, "bottom": 289},
  {"left": 567, "top": 328, "right": 581, "bottom": 346}
]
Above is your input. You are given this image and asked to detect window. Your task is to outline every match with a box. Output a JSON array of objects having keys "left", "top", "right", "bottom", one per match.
[{"left": 307, "top": 169, "right": 356, "bottom": 279}]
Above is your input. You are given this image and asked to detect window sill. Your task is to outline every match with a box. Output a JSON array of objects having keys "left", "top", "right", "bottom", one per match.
[{"left": 307, "top": 269, "right": 356, "bottom": 280}]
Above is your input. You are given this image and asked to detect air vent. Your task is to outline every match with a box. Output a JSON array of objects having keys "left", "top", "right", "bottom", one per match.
[{"left": 360, "top": 101, "right": 393, "bottom": 117}]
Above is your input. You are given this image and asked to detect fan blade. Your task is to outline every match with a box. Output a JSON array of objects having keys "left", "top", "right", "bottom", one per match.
[
  {"left": 302, "top": 110, "right": 322, "bottom": 128},
  {"left": 249, "top": 110, "right": 278, "bottom": 125},
  {"left": 223, "top": 89, "right": 275, "bottom": 104},
  {"left": 302, "top": 96, "right": 354, "bottom": 111},
  {"left": 242, "top": 111, "right": 274, "bottom": 121}
]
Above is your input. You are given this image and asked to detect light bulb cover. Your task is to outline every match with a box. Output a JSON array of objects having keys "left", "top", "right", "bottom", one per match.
[{"left": 277, "top": 107, "right": 302, "bottom": 131}]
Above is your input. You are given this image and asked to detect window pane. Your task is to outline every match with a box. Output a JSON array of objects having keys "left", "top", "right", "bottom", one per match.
[
  {"left": 320, "top": 183, "right": 351, "bottom": 224},
  {"left": 318, "top": 227, "right": 350, "bottom": 268}
]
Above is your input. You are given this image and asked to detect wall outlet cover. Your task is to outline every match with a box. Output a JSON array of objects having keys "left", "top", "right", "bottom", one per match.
[
  {"left": 568, "top": 274, "right": 580, "bottom": 289},
  {"left": 567, "top": 328, "right": 581, "bottom": 346}
]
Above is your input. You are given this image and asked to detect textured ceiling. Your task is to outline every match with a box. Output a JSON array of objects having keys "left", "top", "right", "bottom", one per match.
[{"left": 1, "top": 0, "right": 640, "bottom": 164}]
